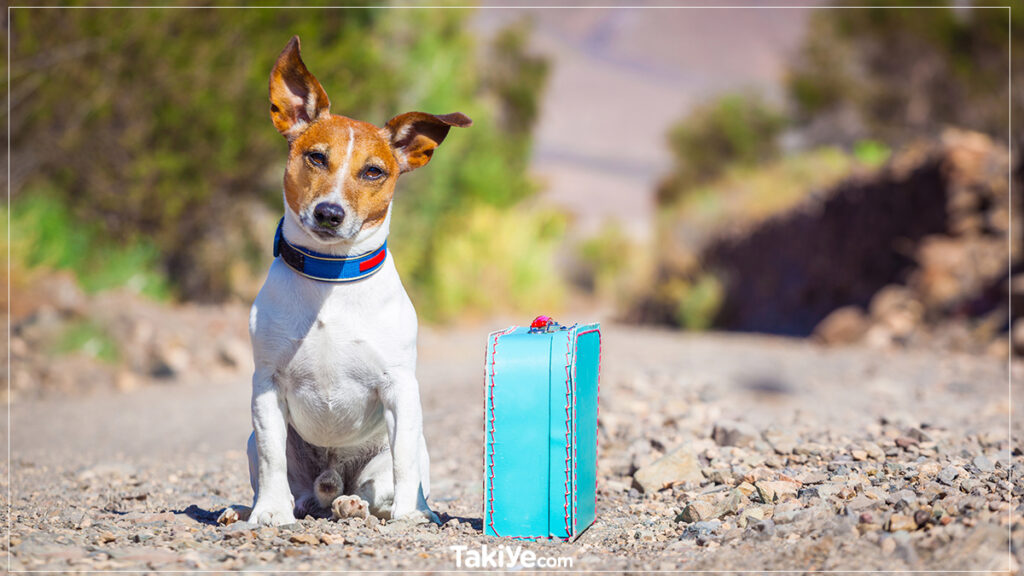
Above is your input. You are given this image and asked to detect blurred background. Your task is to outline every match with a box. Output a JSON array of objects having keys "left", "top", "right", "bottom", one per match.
[{"left": 4, "top": 1, "right": 1022, "bottom": 399}]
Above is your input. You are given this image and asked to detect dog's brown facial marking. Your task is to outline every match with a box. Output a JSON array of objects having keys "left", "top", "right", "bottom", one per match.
[
  {"left": 269, "top": 36, "right": 472, "bottom": 242},
  {"left": 284, "top": 117, "right": 399, "bottom": 235}
]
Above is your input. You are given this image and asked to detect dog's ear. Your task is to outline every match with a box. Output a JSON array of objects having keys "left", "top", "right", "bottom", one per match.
[
  {"left": 383, "top": 112, "right": 472, "bottom": 173},
  {"left": 269, "top": 36, "right": 330, "bottom": 140}
]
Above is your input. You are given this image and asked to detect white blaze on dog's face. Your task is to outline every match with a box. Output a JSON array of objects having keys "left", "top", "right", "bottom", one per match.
[{"left": 268, "top": 36, "right": 471, "bottom": 243}]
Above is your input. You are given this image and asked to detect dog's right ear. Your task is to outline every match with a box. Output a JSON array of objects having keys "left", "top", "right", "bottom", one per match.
[{"left": 269, "top": 36, "right": 330, "bottom": 140}]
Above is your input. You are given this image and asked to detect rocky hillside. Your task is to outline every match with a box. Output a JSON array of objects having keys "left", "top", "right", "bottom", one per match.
[{"left": 636, "top": 130, "right": 1018, "bottom": 356}]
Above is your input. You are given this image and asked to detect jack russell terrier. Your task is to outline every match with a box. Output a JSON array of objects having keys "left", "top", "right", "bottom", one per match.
[{"left": 243, "top": 36, "right": 470, "bottom": 526}]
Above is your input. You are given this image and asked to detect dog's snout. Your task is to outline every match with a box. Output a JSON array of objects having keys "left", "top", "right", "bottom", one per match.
[{"left": 313, "top": 202, "right": 345, "bottom": 229}]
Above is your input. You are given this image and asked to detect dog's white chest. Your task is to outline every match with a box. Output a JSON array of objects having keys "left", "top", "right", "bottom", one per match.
[{"left": 251, "top": 258, "right": 417, "bottom": 449}]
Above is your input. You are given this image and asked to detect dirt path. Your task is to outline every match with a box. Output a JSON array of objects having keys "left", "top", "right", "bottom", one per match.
[{"left": 3, "top": 324, "right": 1021, "bottom": 571}]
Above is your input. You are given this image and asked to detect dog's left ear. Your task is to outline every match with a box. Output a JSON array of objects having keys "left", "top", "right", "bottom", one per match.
[
  {"left": 383, "top": 112, "right": 472, "bottom": 173},
  {"left": 269, "top": 36, "right": 330, "bottom": 140}
]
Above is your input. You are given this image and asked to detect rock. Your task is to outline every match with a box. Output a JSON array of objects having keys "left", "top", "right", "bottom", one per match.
[
  {"left": 736, "top": 482, "right": 757, "bottom": 497},
  {"left": 755, "top": 480, "right": 799, "bottom": 503},
  {"left": 913, "top": 509, "right": 933, "bottom": 527},
  {"left": 813, "top": 306, "right": 869, "bottom": 345},
  {"left": 762, "top": 428, "right": 798, "bottom": 455},
  {"left": 676, "top": 500, "right": 715, "bottom": 523},
  {"left": 289, "top": 533, "right": 320, "bottom": 546},
  {"left": 151, "top": 342, "right": 191, "bottom": 378},
  {"left": 633, "top": 445, "right": 704, "bottom": 493},
  {"left": 99, "top": 531, "right": 116, "bottom": 543},
  {"left": 938, "top": 466, "right": 959, "bottom": 485},
  {"left": 711, "top": 421, "right": 760, "bottom": 448},
  {"left": 972, "top": 454, "right": 995, "bottom": 473},
  {"left": 895, "top": 436, "right": 918, "bottom": 449},
  {"left": 852, "top": 450, "right": 868, "bottom": 461},
  {"left": 685, "top": 520, "right": 722, "bottom": 537},
  {"left": 712, "top": 490, "right": 744, "bottom": 518},
  {"left": 886, "top": 514, "right": 918, "bottom": 532},
  {"left": 869, "top": 285, "right": 922, "bottom": 339},
  {"left": 217, "top": 338, "right": 251, "bottom": 370}
]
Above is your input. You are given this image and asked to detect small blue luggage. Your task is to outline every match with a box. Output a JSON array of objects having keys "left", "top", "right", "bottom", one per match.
[{"left": 483, "top": 317, "right": 601, "bottom": 540}]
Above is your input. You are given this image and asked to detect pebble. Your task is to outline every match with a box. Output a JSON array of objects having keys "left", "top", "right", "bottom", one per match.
[
  {"left": 938, "top": 466, "right": 959, "bottom": 486},
  {"left": 886, "top": 514, "right": 918, "bottom": 532},
  {"left": 712, "top": 421, "right": 760, "bottom": 448},
  {"left": 633, "top": 445, "right": 704, "bottom": 493},
  {"left": 289, "top": 533, "right": 320, "bottom": 546},
  {"left": 676, "top": 500, "right": 715, "bottom": 523},
  {"left": 972, "top": 454, "right": 995, "bottom": 473}
]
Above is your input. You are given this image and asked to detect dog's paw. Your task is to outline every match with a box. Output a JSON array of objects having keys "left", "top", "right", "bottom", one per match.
[
  {"left": 217, "top": 505, "right": 251, "bottom": 526},
  {"left": 250, "top": 500, "right": 297, "bottom": 527},
  {"left": 392, "top": 507, "right": 441, "bottom": 526},
  {"left": 331, "top": 495, "right": 370, "bottom": 521}
]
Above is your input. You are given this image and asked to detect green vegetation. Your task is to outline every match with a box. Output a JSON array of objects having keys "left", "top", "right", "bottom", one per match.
[
  {"left": 787, "top": 0, "right": 1022, "bottom": 145},
  {"left": 8, "top": 192, "right": 170, "bottom": 299},
  {"left": 10, "top": 8, "right": 556, "bottom": 317},
  {"left": 52, "top": 319, "right": 120, "bottom": 364},
  {"left": 663, "top": 147, "right": 860, "bottom": 244},
  {"left": 657, "top": 93, "right": 786, "bottom": 205}
]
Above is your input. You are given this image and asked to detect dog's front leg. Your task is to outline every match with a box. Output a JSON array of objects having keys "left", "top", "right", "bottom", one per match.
[
  {"left": 248, "top": 372, "right": 297, "bottom": 526},
  {"left": 383, "top": 370, "right": 438, "bottom": 524}
]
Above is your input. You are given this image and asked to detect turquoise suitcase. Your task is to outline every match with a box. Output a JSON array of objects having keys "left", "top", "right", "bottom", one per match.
[{"left": 483, "top": 317, "right": 601, "bottom": 540}]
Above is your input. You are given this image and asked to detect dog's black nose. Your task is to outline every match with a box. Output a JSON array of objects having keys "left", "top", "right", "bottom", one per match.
[{"left": 313, "top": 202, "right": 345, "bottom": 229}]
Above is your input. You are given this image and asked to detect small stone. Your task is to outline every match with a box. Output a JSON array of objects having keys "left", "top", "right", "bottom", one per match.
[
  {"left": 365, "top": 514, "right": 380, "bottom": 529},
  {"left": 852, "top": 450, "right": 868, "bottom": 461},
  {"left": 938, "top": 466, "right": 959, "bottom": 486},
  {"left": 320, "top": 533, "right": 341, "bottom": 545},
  {"left": 906, "top": 428, "right": 931, "bottom": 443},
  {"left": 814, "top": 306, "right": 869, "bottom": 344},
  {"left": 712, "top": 421, "right": 760, "bottom": 448},
  {"left": 881, "top": 537, "right": 897, "bottom": 554},
  {"left": 100, "top": 531, "right": 116, "bottom": 543},
  {"left": 895, "top": 437, "right": 918, "bottom": 449},
  {"left": 712, "top": 490, "right": 743, "bottom": 518},
  {"left": 676, "top": 500, "right": 715, "bottom": 523},
  {"left": 762, "top": 428, "right": 798, "bottom": 455},
  {"left": 886, "top": 514, "right": 917, "bottom": 532},
  {"left": 755, "top": 480, "right": 799, "bottom": 503},
  {"left": 736, "top": 482, "right": 757, "bottom": 497},
  {"left": 633, "top": 445, "right": 704, "bottom": 493},
  {"left": 289, "top": 533, "right": 319, "bottom": 546},
  {"left": 973, "top": 454, "right": 995, "bottom": 473},
  {"left": 755, "top": 482, "right": 775, "bottom": 504},
  {"left": 913, "top": 509, "right": 932, "bottom": 527}
]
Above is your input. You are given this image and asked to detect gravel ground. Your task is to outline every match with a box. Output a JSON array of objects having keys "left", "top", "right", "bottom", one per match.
[{"left": 3, "top": 323, "right": 1021, "bottom": 572}]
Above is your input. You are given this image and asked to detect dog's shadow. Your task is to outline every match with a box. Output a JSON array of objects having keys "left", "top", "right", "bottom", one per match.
[
  {"left": 176, "top": 505, "right": 483, "bottom": 531},
  {"left": 439, "top": 512, "right": 483, "bottom": 531},
  {"left": 174, "top": 504, "right": 236, "bottom": 526}
]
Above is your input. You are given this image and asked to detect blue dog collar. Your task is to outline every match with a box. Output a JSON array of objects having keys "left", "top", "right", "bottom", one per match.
[{"left": 273, "top": 218, "right": 388, "bottom": 283}]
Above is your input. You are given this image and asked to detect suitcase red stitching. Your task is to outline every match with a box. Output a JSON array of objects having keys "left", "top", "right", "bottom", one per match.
[
  {"left": 486, "top": 327, "right": 516, "bottom": 537},
  {"left": 562, "top": 329, "right": 574, "bottom": 538}
]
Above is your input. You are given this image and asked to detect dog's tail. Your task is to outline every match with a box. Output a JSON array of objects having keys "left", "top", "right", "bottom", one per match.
[{"left": 313, "top": 468, "right": 344, "bottom": 510}]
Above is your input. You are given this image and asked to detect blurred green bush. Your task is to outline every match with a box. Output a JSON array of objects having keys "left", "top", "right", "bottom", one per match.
[
  {"left": 9, "top": 7, "right": 557, "bottom": 317},
  {"left": 656, "top": 93, "right": 786, "bottom": 205},
  {"left": 787, "top": 0, "right": 1022, "bottom": 146}
]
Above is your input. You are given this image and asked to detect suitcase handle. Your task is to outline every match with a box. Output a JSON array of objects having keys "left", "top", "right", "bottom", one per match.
[{"left": 529, "top": 315, "right": 566, "bottom": 333}]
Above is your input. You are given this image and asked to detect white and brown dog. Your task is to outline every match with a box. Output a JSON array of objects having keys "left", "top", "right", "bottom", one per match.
[{"left": 244, "top": 36, "right": 469, "bottom": 526}]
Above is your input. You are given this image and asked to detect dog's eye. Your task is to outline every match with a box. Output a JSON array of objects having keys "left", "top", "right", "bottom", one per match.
[
  {"left": 361, "top": 166, "right": 385, "bottom": 181},
  {"left": 306, "top": 151, "right": 328, "bottom": 168}
]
